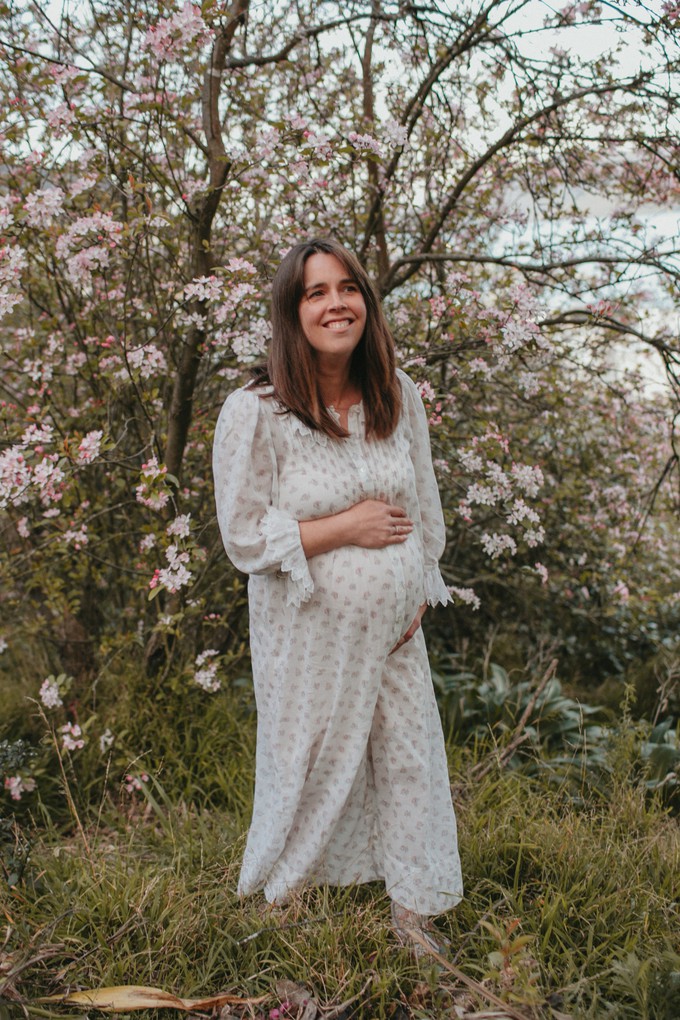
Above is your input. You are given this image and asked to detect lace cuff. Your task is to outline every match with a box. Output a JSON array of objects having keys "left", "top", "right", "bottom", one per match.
[
  {"left": 424, "top": 564, "right": 453, "bottom": 608},
  {"left": 261, "top": 507, "right": 314, "bottom": 607}
]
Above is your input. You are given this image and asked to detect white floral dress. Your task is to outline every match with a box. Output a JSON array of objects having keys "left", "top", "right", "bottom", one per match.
[{"left": 212, "top": 368, "right": 463, "bottom": 915}]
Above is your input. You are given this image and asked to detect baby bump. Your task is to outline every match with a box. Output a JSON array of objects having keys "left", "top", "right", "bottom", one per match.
[{"left": 309, "top": 537, "right": 425, "bottom": 640}]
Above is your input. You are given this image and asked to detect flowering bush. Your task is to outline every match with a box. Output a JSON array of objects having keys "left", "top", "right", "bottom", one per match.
[{"left": 0, "top": 0, "right": 677, "bottom": 786}]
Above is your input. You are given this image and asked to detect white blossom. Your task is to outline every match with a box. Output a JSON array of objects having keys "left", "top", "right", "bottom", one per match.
[
  {"left": 448, "top": 586, "right": 481, "bottom": 610},
  {"left": 40, "top": 676, "right": 63, "bottom": 708}
]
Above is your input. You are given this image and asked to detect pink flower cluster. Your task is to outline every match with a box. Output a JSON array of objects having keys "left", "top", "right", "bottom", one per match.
[
  {"left": 60, "top": 722, "right": 85, "bottom": 751},
  {"left": 23, "top": 186, "right": 65, "bottom": 227},
  {"left": 143, "top": 2, "right": 211, "bottom": 62},
  {"left": 136, "top": 455, "right": 170, "bottom": 510},
  {"left": 4, "top": 775, "right": 36, "bottom": 800},
  {"left": 77, "top": 430, "right": 103, "bottom": 464},
  {"left": 124, "top": 772, "right": 149, "bottom": 793},
  {"left": 0, "top": 243, "right": 27, "bottom": 320},
  {"left": 149, "top": 544, "right": 193, "bottom": 594}
]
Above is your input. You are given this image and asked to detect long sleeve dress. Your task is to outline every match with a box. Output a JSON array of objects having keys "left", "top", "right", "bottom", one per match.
[{"left": 212, "top": 368, "right": 463, "bottom": 916}]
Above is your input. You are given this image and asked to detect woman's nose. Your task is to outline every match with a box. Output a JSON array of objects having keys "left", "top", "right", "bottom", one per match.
[{"left": 328, "top": 289, "right": 347, "bottom": 308}]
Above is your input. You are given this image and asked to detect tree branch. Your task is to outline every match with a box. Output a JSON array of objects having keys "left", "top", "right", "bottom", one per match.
[{"left": 384, "top": 73, "right": 654, "bottom": 293}]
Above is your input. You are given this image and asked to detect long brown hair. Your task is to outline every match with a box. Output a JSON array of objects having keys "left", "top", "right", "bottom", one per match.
[{"left": 251, "top": 237, "right": 401, "bottom": 439}]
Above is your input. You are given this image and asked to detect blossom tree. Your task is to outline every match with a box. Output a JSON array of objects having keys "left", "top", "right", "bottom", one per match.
[{"left": 0, "top": 0, "right": 678, "bottom": 759}]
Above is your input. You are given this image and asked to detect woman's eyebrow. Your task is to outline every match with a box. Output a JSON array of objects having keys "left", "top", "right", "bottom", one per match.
[{"left": 304, "top": 277, "right": 356, "bottom": 292}]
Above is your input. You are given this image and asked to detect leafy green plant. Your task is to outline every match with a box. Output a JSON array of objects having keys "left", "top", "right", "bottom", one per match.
[{"left": 433, "top": 658, "right": 606, "bottom": 760}]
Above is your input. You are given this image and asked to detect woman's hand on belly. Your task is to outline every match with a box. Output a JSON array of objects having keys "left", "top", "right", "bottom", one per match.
[
  {"left": 299, "top": 499, "right": 413, "bottom": 559},
  {"left": 390, "top": 602, "right": 427, "bottom": 654}
]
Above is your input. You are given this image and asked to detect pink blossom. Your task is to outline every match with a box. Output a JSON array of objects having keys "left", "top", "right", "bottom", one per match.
[
  {"left": 0, "top": 446, "right": 31, "bottom": 508},
  {"left": 21, "top": 422, "right": 54, "bottom": 446},
  {"left": 69, "top": 174, "right": 98, "bottom": 197},
  {"left": 143, "top": 2, "right": 211, "bottom": 61},
  {"left": 47, "top": 102, "right": 76, "bottom": 134},
  {"left": 612, "top": 580, "right": 630, "bottom": 602},
  {"left": 225, "top": 257, "right": 257, "bottom": 274},
  {"left": 4, "top": 775, "right": 36, "bottom": 800},
  {"left": 62, "top": 525, "right": 89, "bottom": 549},
  {"left": 301, "top": 130, "right": 333, "bottom": 158},
  {"left": 24, "top": 186, "right": 65, "bottom": 227},
  {"left": 416, "top": 380, "right": 436, "bottom": 402},
  {"left": 140, "top": 456, "right": 166, "bottom": 481},
  {"left": 166, "top": 513, "right": 191, "bottom": 538},
  {"left": 510, "top": 463, "right": 544, "bottom": 498},
  {"left": 60, "top": 722, "right": 85, "bottom": 751},
  {"left": 184, "top": 275, "right": 223, "bottom": 302},
  {"left": 534, "top": 562, "right": 549, "bottom": 585},
  {"left": 77, "top": 430, "right": 103, "bottom": 464},
  {"left": 123, "top": 344, "right": 167, "bottom": 379},
  {"left": 228, "top": 322, "right": 269, "bottom": 362},
  {"left": 137, "top": 488, "right": 170, "bottom": 511},
  {"left": 124, "top": 772, "right": 149, "bottom": 793},
  {"left": 348, "top": 132, "right": 382, "bottom": 156},
  {"left": 156, "top": 544, "right": 193, "bottom": 593},
  {"left": 0, "top": 243, "right": 27, "bottom": 320}
]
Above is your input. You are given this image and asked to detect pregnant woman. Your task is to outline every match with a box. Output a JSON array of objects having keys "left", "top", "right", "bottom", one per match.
[{"left": 212, "top": 237, "right": 463, "bottom": 954}]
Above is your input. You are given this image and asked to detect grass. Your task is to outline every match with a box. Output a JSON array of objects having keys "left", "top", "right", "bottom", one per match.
[{"left": 2, "top": 684, "right": 680, "bottom": 1020}]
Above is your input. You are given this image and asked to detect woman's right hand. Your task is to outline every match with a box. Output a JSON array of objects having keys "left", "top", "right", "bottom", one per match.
[{"left": 343, "top": 499, "right": 414, "bottom": 549}]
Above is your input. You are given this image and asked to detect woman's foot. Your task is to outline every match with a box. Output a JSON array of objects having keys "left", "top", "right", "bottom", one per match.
[{"left": 390, "top": 901, "right": 450, "bottom": 959}]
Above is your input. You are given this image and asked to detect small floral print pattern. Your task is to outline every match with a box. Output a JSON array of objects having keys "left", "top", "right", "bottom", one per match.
[{"left": 213, "top": 370, "right": 463, "bottom": 916}]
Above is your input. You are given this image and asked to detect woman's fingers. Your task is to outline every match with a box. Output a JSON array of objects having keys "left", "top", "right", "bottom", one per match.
[
  {"left": 390, "top": 604, "right": 427, "bottom": 653},
  {"left": 386, "top": 504, "right": 413, "bottom": 542},
  {"left": 347, "top": 500, "right": 413, "bottom": 548}
]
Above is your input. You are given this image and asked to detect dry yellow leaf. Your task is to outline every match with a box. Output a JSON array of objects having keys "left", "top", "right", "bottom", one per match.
[{"left": 38, "top": 984, "right": 267, "bottom": 1012}]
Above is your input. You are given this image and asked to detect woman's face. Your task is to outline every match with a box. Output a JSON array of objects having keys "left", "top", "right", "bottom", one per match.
[{"left": 298, "top": 253, "right": 367, "bottom": 363}]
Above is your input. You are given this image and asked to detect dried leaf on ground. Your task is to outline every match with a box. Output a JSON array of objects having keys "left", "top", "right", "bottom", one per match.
[{"left": 38, "top": 984, "right": 267, "bottom": 1012}]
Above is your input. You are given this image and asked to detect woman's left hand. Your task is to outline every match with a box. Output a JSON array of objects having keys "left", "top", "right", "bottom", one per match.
[{"left": 390, "top": 603, "right": 427, "bottom": 654}]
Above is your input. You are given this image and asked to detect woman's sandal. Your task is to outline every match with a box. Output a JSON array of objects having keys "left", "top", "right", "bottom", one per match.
[{"left": 390, "top": 901, "right": 451, "bottom": 959}]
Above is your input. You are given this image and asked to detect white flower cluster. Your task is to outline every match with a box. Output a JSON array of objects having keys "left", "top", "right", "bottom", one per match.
[
  {"left": 481, "top": 532, "right": 518, "bottom": 558},
  {"left": 135, "top": 455, "right": 170, "bottom": 511},
  {"left": 40, "top": 676, "right": 63, "bottom": 708},
  {"left": 122, "top": 345, "right": 168, "bottom": 380},
  {"left": 194, "top": 649, "right": 221, "bottom": 692},
  {"left": 156, "top": 544, "right": 192, "bottom": 593},
  {"left": 448, "top": 586, "right": 481, "bottom": 610},
  {"left": 166, "top": 513, "right": 191, "bottom": 539},
  {"left": 24, "top": 186, "right": 65, "bottom": 227}
]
